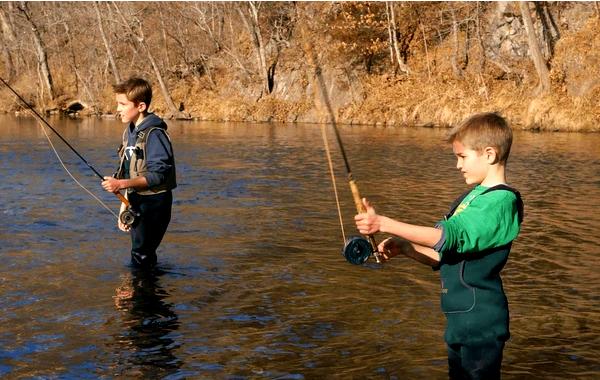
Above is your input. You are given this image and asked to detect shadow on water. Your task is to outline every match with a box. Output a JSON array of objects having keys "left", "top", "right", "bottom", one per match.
[{"left": 110, "top": 266, "right": 181, "bottom": 378}]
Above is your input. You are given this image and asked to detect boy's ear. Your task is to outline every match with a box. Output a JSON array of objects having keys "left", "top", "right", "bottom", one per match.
[
  {"left": 484, "top": 146, "right": 499, "bottom": 164},
  {"left": 137, "top": 102, "right": 147, "bottom": 113}
]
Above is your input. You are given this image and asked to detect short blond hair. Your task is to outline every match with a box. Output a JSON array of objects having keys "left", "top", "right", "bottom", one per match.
[
  {"left": 112, "top": 77, "right": 152, "bottom": 107},
  {"left": 447, "top": 112, "right": 513, "bottom": 163}
]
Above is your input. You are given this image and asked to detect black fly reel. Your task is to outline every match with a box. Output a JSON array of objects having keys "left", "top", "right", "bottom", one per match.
[
  {"left": 342, "top": 236, "right": 375, "bottom": 265},
  {"left": 119, "top": 207, "right": 140, "bottom": 226}
]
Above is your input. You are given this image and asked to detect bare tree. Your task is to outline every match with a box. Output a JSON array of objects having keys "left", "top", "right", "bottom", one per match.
[
  {"left": 519, "top": 1, "right": 550, "bottom": 95},
  {"left": 157, "top": 4, "right": 170, "bottom": 69},
  {"left": 0, "top": 5, "right": 16, "bottom": 82},
  {"left": 475, "top": 2, "right": 489, "bottom": 100},
  {"left": 420, "top": 22, "right": 432, "bottom": 81},
  {"left": 450, "top": 6, "right": 468, "bottom": 79},
  {"left": 534, "top": 2, "right": 559, "bottom": 59},
  {"left": 17, "top": 1, "right": 54, "bottom": 100},
  {"left": 237, "top": 2, "right": 270, "bottom": 94},
  {"left": 59, "top": 11, "right": 79, "bottom": 94},
  {"left": 385, "top": 2, "right": 410, "bottom": 75},
  {"left": 94, "top": 1, "right": 121, "bottom": 84},
  {"left": 235, "top": 2, "right": 295, "bottom": 95},
  {"left": 113, "top": 2, "right": 185, "bottom": 118},
  {"left": 190, "top": 2, "right": 223, "bottom": 53}
]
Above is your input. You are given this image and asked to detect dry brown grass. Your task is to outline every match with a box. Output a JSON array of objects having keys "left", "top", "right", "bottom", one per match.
[{"left": 3, "top": 11, "right": 599, "bottom": 132}]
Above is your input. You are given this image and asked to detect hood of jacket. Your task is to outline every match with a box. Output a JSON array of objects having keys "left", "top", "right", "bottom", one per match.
[{"left": 134, "top": 113, "right": 167, "bottom": 133}]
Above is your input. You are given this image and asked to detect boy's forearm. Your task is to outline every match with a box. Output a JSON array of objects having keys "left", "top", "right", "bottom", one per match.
[
  {"left": 404, "top": 242, "right": 440, "bottom": 266},
  {"left": 117, "top": 176, "right": 148, "bottom": 191},
  {"left": 388, "top": 237, "right": 440, "bottom": 266},
  {"left": 380, "top": 217, "right": 442, "bottom": 248}
]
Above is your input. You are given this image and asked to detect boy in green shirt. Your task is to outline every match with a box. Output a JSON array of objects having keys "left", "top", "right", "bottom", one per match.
[{"left": 355, "top": 112, "right": 523, "bottom": 379}]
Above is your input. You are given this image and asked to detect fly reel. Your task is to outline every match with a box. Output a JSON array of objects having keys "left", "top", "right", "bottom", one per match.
[
  {"left": 342, "top": 236, "right": 375, "bottom": 265},
  {"left": 119, "top": 207, "right": 140, "bottom": 226}
]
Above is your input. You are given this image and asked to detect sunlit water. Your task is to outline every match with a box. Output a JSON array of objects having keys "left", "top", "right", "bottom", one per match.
[{"left": 0, "top": 115, "right": 599, "bottom": 379}]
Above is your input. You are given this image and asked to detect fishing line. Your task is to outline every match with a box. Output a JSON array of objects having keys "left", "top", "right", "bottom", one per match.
[
  {"left": 320, "top": 123, "right": 346, "bottom": 243},
  {"left": 0, "top": 77, "right": 104, "bottom": 179},
  {"left": 1, "top": 76, "right": 136, "bottom": 224},
  {"left": 38, "top": 120, "right": 118, "bottom": 219},
  {"left": 301, "top": 28, "right": 382, "bottom": 265}
]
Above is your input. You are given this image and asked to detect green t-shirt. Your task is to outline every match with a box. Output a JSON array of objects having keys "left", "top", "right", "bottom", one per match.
[{"left": 436, "top": 185, "right": 521, "bottom": 257}]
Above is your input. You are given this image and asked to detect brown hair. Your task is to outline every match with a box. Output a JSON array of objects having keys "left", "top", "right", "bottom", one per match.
[
  {"left": 446, "top": 112, "right": 513, "bottom": 163},
  {"left": 112, "top": 77, "right": 152, "bottom": 107}
]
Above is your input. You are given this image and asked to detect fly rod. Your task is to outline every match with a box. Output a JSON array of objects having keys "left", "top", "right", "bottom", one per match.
[
  {"left": 301, "top": 29, "right": 382, "bottom": 265},
  {"left": 0, "top": 76, "right": 138, "bottom": 226}
]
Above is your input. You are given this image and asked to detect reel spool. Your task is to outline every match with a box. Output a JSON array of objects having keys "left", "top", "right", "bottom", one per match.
[
  {"left": 119, "top": 208, "right": 139, "bottom": 226},
  {"left": 342, "top": 236, "right": 374, "bottom": 265}
]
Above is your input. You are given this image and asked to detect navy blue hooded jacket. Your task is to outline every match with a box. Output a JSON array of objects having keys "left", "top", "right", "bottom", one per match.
[{"left": 123, "top": 113, "right": 176, "bottom": 190}]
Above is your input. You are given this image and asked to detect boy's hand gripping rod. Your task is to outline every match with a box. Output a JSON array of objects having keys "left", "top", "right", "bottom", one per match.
[
  {"left": 0, "top": 76, "right": 137, "bottom": 225},
  {"left": 301, "top": 29, "right": 382, "bottom": 264}
]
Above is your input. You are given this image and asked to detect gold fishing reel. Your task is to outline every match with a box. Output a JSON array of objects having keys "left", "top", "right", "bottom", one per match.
[
  {"left": 115, "top": 191, "right": 139, "bottom": 226},
  {"left": 119, "top": 207, "right": 139, "bottom": 226}
]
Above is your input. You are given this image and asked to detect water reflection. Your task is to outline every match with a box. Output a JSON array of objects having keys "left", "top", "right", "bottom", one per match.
[
  {"left": 111, "top": 267, "right": 180, "bottom": 378},
  {"left": 1, "top": 116, "right": 599, "bottom": 378}
]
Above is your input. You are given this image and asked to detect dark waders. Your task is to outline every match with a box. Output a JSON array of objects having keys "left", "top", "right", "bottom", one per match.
[
  {"left": 129, "top": 191, "right": 172, "bottom": 268},
  {"left": 448, "top": 340, "right": 505, "bottom": 380}
]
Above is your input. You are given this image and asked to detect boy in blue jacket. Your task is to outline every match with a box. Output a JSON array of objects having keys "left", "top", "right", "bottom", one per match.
[
  {"left": 355, "top": 112, "right": 523, "bottom": 379},
  {"left": 102, "top": 77, "right": 177, "bottom": 268}
]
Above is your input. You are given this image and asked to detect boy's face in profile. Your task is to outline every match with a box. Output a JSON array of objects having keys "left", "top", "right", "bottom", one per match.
[
  {"left": 115, "top": 93, "right": 145, "bottom": 125},
  {"left": 452, "top": 140, "right": 492, "bottom": 185}
]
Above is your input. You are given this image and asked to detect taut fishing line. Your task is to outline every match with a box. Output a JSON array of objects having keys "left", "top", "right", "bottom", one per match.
[
  {"left": 320, "top": 124, "right": 346, "bottom": 243},
  {"left": 301, "top": 27, "right": 382, "bottom": 265},
  {"left": 38, "top": 119, "right": 118, "bottom": 219},
  {"left": 1, "top": 76, "right": 137, "bottom": 225}
]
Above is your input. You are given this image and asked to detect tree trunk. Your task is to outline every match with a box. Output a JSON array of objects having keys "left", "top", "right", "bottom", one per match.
[
  {"left": 0, "top": 6, "right": 16, "bottom": 82},
  {"left": 534, "top": 2, "right": 559, "bottom": 59},
  {"left": 191, "top": 2, "right": 222, "bottom": 53},
  {"left": 420, "top": 22, "right": 432, "bottom": 81},
  {"left": 475, "top": 2, "right": 486, "bottom": 72},
  {"left": 475, "top": 2, "right": 489, "bottom": 101},
  {"left": 450, "top": 7, "right": 464, "bottom": 79},
  {"left": 113, "top": 2, "right": 183, "bottom": 118},
  {"left": 62, "top": 21, "right": 79, "bottom": 94},
  {"left": 519, "top": 1, "right": 551, "bottom": 95},
  {"left": 17, "top": 1, "right": 54, "bottom": 100},
  {"left": 139, "top": 24, "right": 180, "bottom": 115},
  {"left": 462, "top": 21, "right": 470, "bottom": 70},
  {"left": 158, "top": 5, "right": 170, "bottom": 69},
  {"left": 385, "top": 3, "right": 394, "bottom": 65},
  {"left": 386, "top": 2, "right": 410, "bottom": 75},
  {"left": 94, "top": 1, "right": 121, "bottom": 83},
  {"left": 237, "top": 1, "right": 270, "bottom": 94}
]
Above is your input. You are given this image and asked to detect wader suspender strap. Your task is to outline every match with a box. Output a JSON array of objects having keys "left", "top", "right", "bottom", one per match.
[
  {"left": 482, "top": 184, "right": 524, "bottom": 224},
  {"left": 446, "top": 189, "right": 472, "bottom": 219},
  {"left": 446, "top": 185, "right": 524, "bottom": 223}
]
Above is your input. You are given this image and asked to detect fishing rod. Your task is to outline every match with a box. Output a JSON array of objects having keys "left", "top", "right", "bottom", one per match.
[
  {"left": 301, "top": 30, "right": 382, "bottom": 265},
  {"left": 0, "top": 76, "right": 138, "bottom": 226}
]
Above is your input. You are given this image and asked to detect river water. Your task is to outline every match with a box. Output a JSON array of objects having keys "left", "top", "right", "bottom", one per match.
[{"left": 0, "top": 115, "right": 598, "bottom": 379}]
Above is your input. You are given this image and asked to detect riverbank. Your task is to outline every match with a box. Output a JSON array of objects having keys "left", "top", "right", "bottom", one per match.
[
  {"left": 1, "top": 3, "right": 598, "bottom": 132},
  {"left": 149, "top": 71, "right": 599, "bottom": 132},
  {"left": 3, "top": 66, "right": 599, "bottom": 132}
]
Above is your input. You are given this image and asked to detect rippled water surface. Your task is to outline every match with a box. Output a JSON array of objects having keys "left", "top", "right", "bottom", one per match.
[{"left": 1, "top": 116, "right": 599, "bottom": 379}]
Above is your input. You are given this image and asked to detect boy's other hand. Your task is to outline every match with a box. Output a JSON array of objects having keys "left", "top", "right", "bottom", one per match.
[
  {"left": 102, "top": 176, "right": 121, "bottom": 193},
  {"left": 118, "top": 218, "right": 131, "bottom": 232},
  {"left": 117, "top": 202, "right": 130, "bottom": 232},
  {"left": 378, "top": 237, "right": 401, "bottom": 261},
  {"left": 355, "top": 197, "right": 381, "bottom": 235}
]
